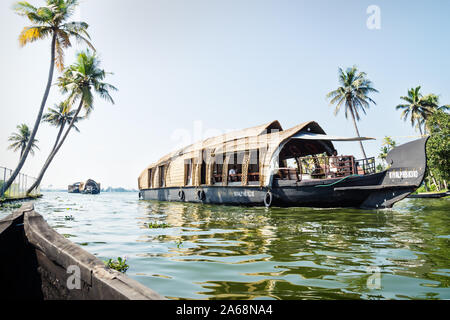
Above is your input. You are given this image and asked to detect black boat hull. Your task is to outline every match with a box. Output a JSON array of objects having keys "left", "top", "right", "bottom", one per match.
[{"left": 139, "top": 179, "right": 415, "bottom": 209}]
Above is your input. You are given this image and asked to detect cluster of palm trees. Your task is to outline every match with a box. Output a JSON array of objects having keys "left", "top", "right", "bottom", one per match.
[
  {"left": 326, "top": 66, "right": 448, "bottom": 159},
  {"left": 396, "top": 86, "right": 449, "bottom": 135},
  {"left": 2, "top": 0, "right": 116, "bottom": 197},
  {"left": 7, "top": 124, "right": 39, "bottom": 159}
]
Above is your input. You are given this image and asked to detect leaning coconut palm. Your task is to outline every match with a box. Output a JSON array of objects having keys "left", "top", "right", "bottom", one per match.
[
  {"left": 8, "top": 124, "right": 39, "bottom": 159},
  {"left": 395, "top": 86, "right": 434, "bottom": 135},
  {"left": 42, "top": 100, "right": 83, "bottom": 152},
  {"left": 326, "top": 66, "right": 379, "bottom": 158},
  {"left": 2, "top": 0, "right": 94, "bottom": 197},
  {"left": 27, "top": 50, "right": 116, "bottom": 194},
  {"left": 26, "top": 102, "right": 83, "bottom": 193}
]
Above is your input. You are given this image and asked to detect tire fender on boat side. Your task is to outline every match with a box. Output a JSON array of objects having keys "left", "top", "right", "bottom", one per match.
[
  {"left": 264, "top": 191, "right": 273, "bottom": 207},
  {"left": 178, "top": 190, "right": 185, "bottom": 201},
  {"left": 197, "top": 190, "right": 206, "bottom": 201}
]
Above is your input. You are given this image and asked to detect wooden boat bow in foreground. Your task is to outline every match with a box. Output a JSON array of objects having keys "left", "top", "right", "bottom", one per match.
[{"left": 0, "top": 203, "right": 164, "bottom": 300}]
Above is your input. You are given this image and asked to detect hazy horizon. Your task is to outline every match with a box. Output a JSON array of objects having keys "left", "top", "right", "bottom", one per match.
[{"left": 1, "top": 0, "right": 449, "bottom": 189}]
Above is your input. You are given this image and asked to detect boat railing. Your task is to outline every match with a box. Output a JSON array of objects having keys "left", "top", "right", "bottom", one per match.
[
  {"left": 355, "top": 157, "right": 376, "bottom": 175},
  {"left": 228, "top": 173, "right": 242, "bottom": 182},
  {"left": 247, "top": 172, "right": 260, "bottom": 182},
  {"left": 212, "top": 174, "right": 223, "bottom": 183},
  {"left": 276, "top": 155, "right": 365, "bottom": 181},
  {"left": 276, "top": 168, "right": 300, "bottom": 181},
  {"left": 212, "top": 155, "right": 376, "bottom": 185}
]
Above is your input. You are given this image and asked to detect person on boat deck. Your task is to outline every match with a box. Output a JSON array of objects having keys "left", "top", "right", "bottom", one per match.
[
  {"left": 229, "top": 167, "right": 237, "bottom": 181},
  {"left": 330, "top": 149, "right": 339, "bottom": 173}
]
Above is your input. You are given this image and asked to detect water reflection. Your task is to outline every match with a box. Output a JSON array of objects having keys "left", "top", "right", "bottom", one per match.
[
  {"left": 130, "top": 196, "right": 450, "bottom": 299},
  {"left": 0, "top": 193, "right": 448, "bottom": 299}
]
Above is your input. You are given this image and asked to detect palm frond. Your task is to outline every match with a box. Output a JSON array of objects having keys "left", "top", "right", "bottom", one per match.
[
  {"left": 13, "top": 1, "right": 37, "bottom": 16},
  {"left": 18, "top": 26, "right": 51, "bottom": 46},
  {"left": 327, "top": 66, "right": 377, "bottom": 122}
]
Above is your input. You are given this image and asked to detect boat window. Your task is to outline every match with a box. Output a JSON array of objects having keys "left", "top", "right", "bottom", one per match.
[
  {"left": 147, "top": 168, "right": 153, "bottom": 188},
  {"left": 159, "top": 165, "right": 165, "bottom": 187},
  {"left": 248, "top": 149, "right": 260, "bottom": 184},
  {"left": 228, "top": 151, "right": 244, "bottom": 183},
  {"left": 200, "top": 150, "right": 207, "bottom": 185},
  {"left": 212, "top": 154, "right": 224, "bottom": 184},
  {"left": 185, "top": 159, "right": 193, "bottom": 186}
]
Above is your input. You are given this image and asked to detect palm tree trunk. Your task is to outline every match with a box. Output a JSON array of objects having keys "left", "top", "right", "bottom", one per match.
[
  {"left": 51, "top": 122, "right": 65, "bottom": 154},
  {"left": 27, "top": 100, "right": 83, "bottom": 194},
  {"left": 1, "top": 33, "right": 57, "bottom": 197},
  {"left": 26, "top": 123, "right": 65, "bottom": 194},
  {"left": 348, "top": 102, "right": 368, "bottom": 159},
  {"left": 429, "top": 170, "right": 440, "bottom": 191}
]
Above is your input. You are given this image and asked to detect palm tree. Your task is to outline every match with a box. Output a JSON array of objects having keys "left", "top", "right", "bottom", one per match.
[
  {"left": 421, "top": 94, "right": 450, "bottom": 134},
  {"left": 378, "top": 136, "right": 396, "bottom": 166},
  {"left": 422, "top": 93, "right": 450, "bottom": 111},
  {"left": 25, "top": 102, "right": 83, "bottom": 192},
  {"left": 27, "top": 50, "right": 116, "bottom": 194},
  {"left": 1, "top": 0, "right": 94, "bottom": 197},
  {"left": 395, "top": 86, "right": 434, "bottom": 135},
  {"left": 43, "top": 100, "right": 82, "bottom": 152},
  {"left": 8, "top": 124, "right": 39, "bottom": 159},
  {"left": 326, "top": 66, "right": 379, "bottom": 158}
]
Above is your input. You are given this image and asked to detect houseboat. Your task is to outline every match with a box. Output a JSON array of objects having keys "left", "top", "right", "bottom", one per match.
[
  {"left": 68, "top": 179, "right": 101, "bottom": 194},
  {"left": 68, "top": 182, "right": 81, "bottom": 193},
  {"left": 138, "top": 120, "right": 428, "bottom": 209}
]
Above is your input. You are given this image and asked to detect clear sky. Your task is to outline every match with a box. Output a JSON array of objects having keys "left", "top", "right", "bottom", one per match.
[{"left": 1, "top": 0, "right": 449, "bottom": 189}]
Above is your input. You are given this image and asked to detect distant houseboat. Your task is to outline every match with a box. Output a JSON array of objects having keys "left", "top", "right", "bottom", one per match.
[
  {"left": 68, "top": 182, "right": 81, "bottom": 193},
  {"left": 68, "top": 179, "right": 101, "bottom": 194},
  {"left": 138, "top": 120, "right": 428, "bottom": 209}
]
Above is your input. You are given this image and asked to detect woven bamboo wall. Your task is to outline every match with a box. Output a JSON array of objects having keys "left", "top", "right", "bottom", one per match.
[{"left": 166, "top": 157, "right": 185, "bottom": 187}]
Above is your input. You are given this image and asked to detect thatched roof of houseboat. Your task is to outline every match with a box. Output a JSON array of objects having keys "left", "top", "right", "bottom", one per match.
[
  {"left": 79, "top": 179, "right": 100, "bottom": 191},
  {"left": 150, "top": 120, "right": 284, "bottom": 166},
  {"left": 139, "top": 120, "right": 331, "bottom": 174}
]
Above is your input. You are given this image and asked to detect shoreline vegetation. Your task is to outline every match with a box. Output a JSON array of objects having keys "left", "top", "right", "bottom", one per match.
[{"left": 0, "top": 194, "right": 42, "bottom": 205}]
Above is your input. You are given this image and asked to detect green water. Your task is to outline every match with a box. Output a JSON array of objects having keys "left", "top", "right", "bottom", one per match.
[{"left": 1, "top": 192, "right": 449, "bottom": 300}]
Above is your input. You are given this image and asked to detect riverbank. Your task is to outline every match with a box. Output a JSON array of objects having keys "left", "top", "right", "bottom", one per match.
[
  {"left": 0, "top": 194, "right": 42, "bottom": 205},
  {"left": 408, "top": 191, "right": 450, "bottom": 199}
]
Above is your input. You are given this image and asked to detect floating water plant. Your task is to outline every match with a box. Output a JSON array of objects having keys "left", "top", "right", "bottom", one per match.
[
  {"left": 175, "top": 239, "right": 183, "bottom": 248},
  {"left": 104, "top": 257, "right": 129, "bottom": 273},
  {"left": 0, "top": 203, "right": 22, "bottom": 209},
  {"left": 147, "top": 221, "right": 171, "bottom": 229}
]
